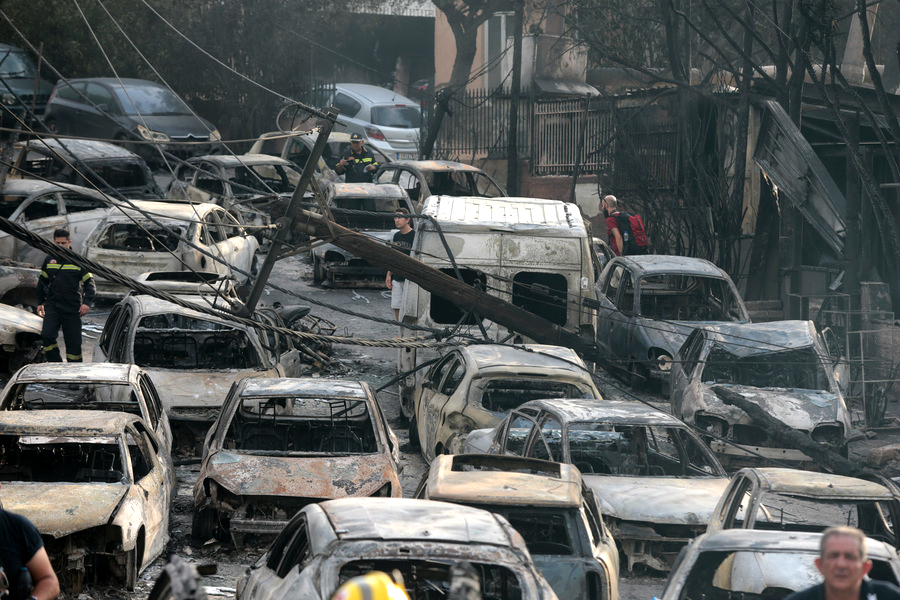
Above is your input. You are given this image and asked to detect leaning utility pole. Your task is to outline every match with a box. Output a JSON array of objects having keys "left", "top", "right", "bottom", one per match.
[{"left": 291, "top": 209, "right": 597, "bottom": 356}]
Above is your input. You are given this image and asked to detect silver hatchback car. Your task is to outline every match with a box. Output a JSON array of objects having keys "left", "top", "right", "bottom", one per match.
[{"left": 329, "top": 83, "right": 420, "bottom": 160}]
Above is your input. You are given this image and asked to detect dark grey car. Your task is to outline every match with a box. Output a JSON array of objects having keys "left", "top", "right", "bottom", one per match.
[
  {"left": 43, "top": 78, "right": 220, "bottom": 163},
  {"left": 0, "top": 43, "right": 53, "bottom": 129},
  {"left": 593, "top": 255, "right": 749, "bottom": 392}
]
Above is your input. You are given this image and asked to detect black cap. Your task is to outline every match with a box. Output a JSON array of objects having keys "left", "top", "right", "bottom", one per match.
[{"left": 350, "top": 133, "right": 363, "bottom": 142}]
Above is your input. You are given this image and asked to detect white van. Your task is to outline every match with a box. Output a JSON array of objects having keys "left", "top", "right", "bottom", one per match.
[{"left": 397, "top": 195, "right": 599, "bottom": 417}]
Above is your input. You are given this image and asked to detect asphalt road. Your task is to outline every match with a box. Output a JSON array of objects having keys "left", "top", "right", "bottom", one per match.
[{"left": 72, "top": 253, "right": 667, "bottom": 600}]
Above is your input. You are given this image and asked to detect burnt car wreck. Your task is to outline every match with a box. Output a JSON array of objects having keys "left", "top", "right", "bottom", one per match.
[{"left": 194, "top": 378, "right": 401, "bottom": 546}]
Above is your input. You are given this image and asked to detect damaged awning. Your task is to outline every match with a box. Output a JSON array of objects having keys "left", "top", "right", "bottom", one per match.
[{"left": 753, "top": 98, "right": 846, "bottom": 255}]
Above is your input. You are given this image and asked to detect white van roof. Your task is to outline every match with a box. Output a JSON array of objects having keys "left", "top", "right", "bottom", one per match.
[{"left": 421, "top": 196, "right": 586, "bottom": 236}]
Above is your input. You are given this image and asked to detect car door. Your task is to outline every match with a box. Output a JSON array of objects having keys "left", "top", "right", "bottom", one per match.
[
  {"left": 216, "top": 209, "right": 257, "bottom": 280},
  {"left": 125, "top": 423, "right": 171, "bottom": 563},
  {"left": 8, "top": 191, "right": 66, "bottom": 264},
  {"left": 594, "top": 263, "right": 623, "bottom": 359},
  {"left": 138, "top": 372, "right": 173, "bottom": 451},
  {"left": 415, "top": 352, "right": 464, "bottom": 458},
  {"left": 608, "top": 268, "right": 636, "bottom": 365},
  {"left": 192, "top": 212, "right": 233, "bottom": 278},
  {"left": 78, "top": 82, "right": 120, "bottom": 138}
]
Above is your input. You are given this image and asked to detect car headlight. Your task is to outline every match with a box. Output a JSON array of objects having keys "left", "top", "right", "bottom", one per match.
[
  {"left": 446, "top": 413, "right": 477, "bottom": 432},
  {"left": 695, "top": 413, "right": 729, "bottom": 437},
  {"left": 137, "top": 124, "right": 170, "bottom": 142},
  {"left": 649, "top": 349, "right": 673, "bottom": 372},
  {"left": 208, "top": 129, "right": 221, "bottom": 142},
  {"left": 811, "top": 424, "right": 843, "bottom": 447},
  {"left": 2, "top": 92, "right": 17, "bottom": 106}
]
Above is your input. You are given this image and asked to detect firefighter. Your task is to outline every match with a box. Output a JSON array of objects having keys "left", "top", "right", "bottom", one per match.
[
  {"left": 331, "top": 571, "right": 409, "bottom": 600},
  {"left": 37, "top": 228, "right": 95, "bottom": 362},
  {"left": 335, "top": 133, "right": 379, "bottom": 183}
]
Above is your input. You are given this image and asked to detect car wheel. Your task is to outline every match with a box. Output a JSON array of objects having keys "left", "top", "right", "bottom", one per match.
[
  {"left": 313, "top": 256, "right": 325, "bottom": 283},
  {"left": 148, "top": 555, "right": 204, "bottom": 600},
  {"left": 123, "top": 547, "right": 139, "bottom": 591},
  {"left": 192, "top": 507, "right": 217, "bottom": 541},
  {"left": 408, "top": 415, "right": 420, "bottom": 448},
  {"left": 629, "top": 361, "right": 647, "bottom": 390}
]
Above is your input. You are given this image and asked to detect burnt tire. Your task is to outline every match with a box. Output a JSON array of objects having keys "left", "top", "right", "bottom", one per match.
[
  {"left": 192, "top": 508, "right": 216, "bottom": 541},
  {"left": 124, "top": 547, "right": 139, "bottom": 591},
  {"left": 408, "top": 415, "right": 420, "bottom": 449},
  {"left": 148, "top": 555, "right": 206, "bottom": 600},
  {"left": 313, "top": 256, "right": 325, "bottom": 283}
]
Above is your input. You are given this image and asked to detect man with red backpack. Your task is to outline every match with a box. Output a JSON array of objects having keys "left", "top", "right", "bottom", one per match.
[{"left": 602, "top": 195, "right": 649, "bottom": 256}]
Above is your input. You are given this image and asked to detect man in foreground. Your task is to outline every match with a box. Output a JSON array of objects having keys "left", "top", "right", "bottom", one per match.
[{"left": 786, "top": 526, "right": 900, "bottom": 600}]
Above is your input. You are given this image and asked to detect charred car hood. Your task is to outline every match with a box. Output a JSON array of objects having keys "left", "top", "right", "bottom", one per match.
[
  {"left": 583, "top": 475, "right": 729, "bottom": 524},
  {"left": 206, "top": 451, "right": 393, "bottom": 498},
  {"left": 2, "top": 483, "right": 127, "bottom": 537},
  {"left": 122, "top": 114, "right": 215, "bottom": 139},
  {"left": 698, "top": 384, "right": 844, "bottom": 430}
]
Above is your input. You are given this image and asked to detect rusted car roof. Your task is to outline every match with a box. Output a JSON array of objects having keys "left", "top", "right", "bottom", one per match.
[
  {"left": 126, "top": 293, "right": 242, "bottom": 325},
  {"left": 1, "top": 178, "right": 112, "bottom": 199},
  {"left": 389, "top": 160, "right": 483, "bottom": 172},
  {"left": 422, "top": 196, "right": 586, "bottom": 235},
  {"left": 750, "top": 468, "right": 894, "bottom": 499},
  {"left": 0, "top": 409, "right": 137, "bottom": 434},
  {"left": 0, "top": 303, "right": 42, "bottom": 335},
  {"left": 689, "top": 529, "right": 898, "bottom": 559},
  {"left": 323, "top": 497, "right": 519, "bottom": 546},
  {"left": 329, "top": 182, "right": 409, "bottom": 199},
  {"left": 186, "top": 153, "right": 296, "bottom": 168},
  {"left": 608, "top": 255, "right": 731, "bottom": 278},
  {"left": 426, "top": 454, "right": 582, "bottom": 508},
  {"left": 526, "top": 398, "right": 688, "bottom": 426},
  {"left": 464, "top": 344, "right": 588, "bottom": 373},
  {"left": 241, "top": 377, "right": 369, "bottom": 398},
  {"left": 26, "top": 138, "right": 142, "bottom": 161},
  {"left": 11, "top": 362, "right": 138, "bottom": 383},
  {"left": 702, "top": 320, "right": 817, "bottom": 356},
  {"left": 103, "top": 200, "right": 222, "bottom": 222}
]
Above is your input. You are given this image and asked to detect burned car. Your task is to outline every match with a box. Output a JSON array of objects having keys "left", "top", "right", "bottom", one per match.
[
  {"left": 660, "top": 529, "right": 900, "bottom": 600},
  {"left": 92, "top": 294, "right": 305, "bottom": 430},
  {"left": 193, "top": 377, "right": 401, "bottom": 545},
  {"left": 311, "top": 182, "right": 415, "bottom": 286},
  {"left": 248, "top": 130, "right": 392, "bottom": 182},
  {"left": 0, "top": 302, "right": 44, "bottom": 373},
  {"left": 375, "top": 160, "right": 506, "bottom": 205},
  {"left": 10, "top": 138, "right": 163, "bottom": 199},
  {"left": 0, "top": 362, "right": 173, "bottom": 450},
  {"left": 670, "top": 320, "right": 852, "bottom": 466},
  {"left": 707, "top": 467, "right": 900, "bottom": 546},
  {"left": 82, "top": 201, "right": 260, "bottom": 297},
  {"left": 235, "top": 497, "right": 559, "bottom": 600},
  {"left": 0, "top": 410, "right": 174, "bottom": 591},
  {"left": 465, "top": 398, "right": 730, "bottom": 571},
  {"left": 0, "top": 179, "right": 115, "bottom": 265},
  {"left": 167, "top": 153, "right": 303, "bottom": 233},
  {"left": 0, "top": 258, "right": 40, "bottom": 309},
  {"left": 593, "top": 255, "right": 749, "bottom": 391},
  {"left": 416, "top": 454, "right": 619, "bottom": 600},
  {"left": 412, "top": 343, "right": 601, "bottom": 463}
]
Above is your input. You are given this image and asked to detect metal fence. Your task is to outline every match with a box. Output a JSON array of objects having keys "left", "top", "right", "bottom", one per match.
[
  {"left": 428, "top": 88, "right": 679, "bottom": 185},
  {"left": 430, "top": 89, "right": 532, "bottom": 160}
]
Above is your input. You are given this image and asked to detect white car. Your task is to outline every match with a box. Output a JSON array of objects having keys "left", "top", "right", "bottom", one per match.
[
  {"left": 83, "top": 201, "right": 260, "bottom": 297},
  {"left": 0, "top": 410, "right": 174, "bottom": 592},
  {"left": 0, "top": 179, "right": 116, "bottom": 265}
]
